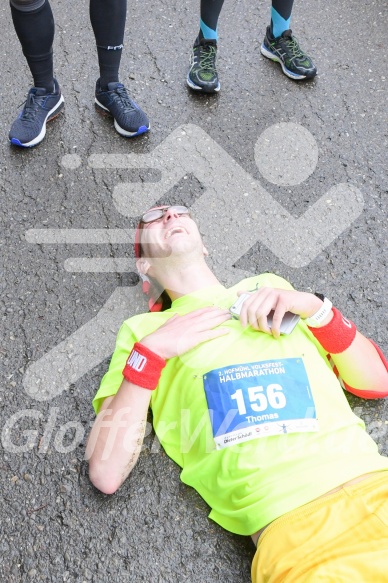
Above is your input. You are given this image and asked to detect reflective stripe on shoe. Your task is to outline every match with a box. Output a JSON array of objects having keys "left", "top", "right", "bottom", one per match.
[{"left": 260, "top": 44, "right": 309, "bottom": 80}]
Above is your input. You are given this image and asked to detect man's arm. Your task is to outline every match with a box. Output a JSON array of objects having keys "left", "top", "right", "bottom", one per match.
[
  {"left": 330, "top": 333, "right": 388, "bottom": 397},
  {"left": 87, "top": 307, "right": 231, "bottom": 494},
  {"left": 86, "top": 383, "right": 151, "bottom": 495},
  {"left": 238, "top": 287, "right": 388, "bottom": 397}
]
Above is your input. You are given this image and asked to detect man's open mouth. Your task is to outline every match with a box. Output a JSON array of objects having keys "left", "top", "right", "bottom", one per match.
[{"left": 165, "top": 226, "right": 187, "bottom": 239}]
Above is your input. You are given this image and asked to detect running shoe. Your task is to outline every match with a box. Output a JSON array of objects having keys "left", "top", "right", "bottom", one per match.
[
  {"left": 9, "top": 79, "right": 64, "bottom": 148},
  {"left": 187, "top": 39, "right": 220, "bottom": 93},
  {"left": 95, "top": 80, "right": 150, "bottom": 137},
  {"left": 261, "top": 27, "right": 317, "bottom": 80}
]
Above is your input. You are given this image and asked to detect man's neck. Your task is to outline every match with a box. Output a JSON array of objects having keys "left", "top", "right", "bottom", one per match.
[{"left": 151, "top": 258, "right": 221, "bottom": 301}]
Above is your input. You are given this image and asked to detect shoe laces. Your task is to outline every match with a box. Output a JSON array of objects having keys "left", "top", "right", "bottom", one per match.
[
  {"left": 112, "top": 85, "right": 136, "bottom": 113},
  {"left": 18, "top": 91, "right": 44, "bottom": 122},
  {"left": 197, "top": 44, "right": 217, "bottom": 72},
  {"left": 280, "top": 30, "right": 304, "bottom": 59}
]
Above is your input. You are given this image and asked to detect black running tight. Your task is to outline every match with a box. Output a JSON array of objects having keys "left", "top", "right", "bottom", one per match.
[
  {"left": 10, "top": 0, "right": 128, "bottom": 90},
  {"left": 10, "top": 0, "right": 54, "bottom": 90}
]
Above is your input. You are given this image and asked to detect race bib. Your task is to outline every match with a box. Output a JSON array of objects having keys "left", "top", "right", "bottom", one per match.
[{"left": 203, "top": 358, "right": 318, "bottom": 449}]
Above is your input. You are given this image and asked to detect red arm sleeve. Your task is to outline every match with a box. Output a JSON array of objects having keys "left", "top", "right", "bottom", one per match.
[{"left": 340, "top": 340, "right": 388, "bottom": 399}]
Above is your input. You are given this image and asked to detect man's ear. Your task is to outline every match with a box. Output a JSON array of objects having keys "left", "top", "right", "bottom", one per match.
[
  {"left": 136, "top": 258, "right": 152, "bottom": 275},
  {"left": 203, "top": 245, "right": 209, "bottom": 257}
]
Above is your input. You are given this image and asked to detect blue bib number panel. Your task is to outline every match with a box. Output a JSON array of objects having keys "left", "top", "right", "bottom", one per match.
[{"left": 203, "top": 358, "right": 318, "bottom": 449}]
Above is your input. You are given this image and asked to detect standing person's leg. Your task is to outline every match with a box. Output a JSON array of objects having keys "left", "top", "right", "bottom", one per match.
[
  {"left": 261, "top": 0, "right": 317, "bottom": 80},
  {"left": 90, "top": 0, "right": 149, "bottom": 138},
  {"left": 187, "top": 0, "right": 225, "bottom": 93},
  {"left": 8, "top": 0, "right": 64, "bottom": 148},
  {"left": 270, "top": 0, "right": 294, "bottom": 38},
  {"left": 197, "top": 0, "right": 225, "bottom": 43}
]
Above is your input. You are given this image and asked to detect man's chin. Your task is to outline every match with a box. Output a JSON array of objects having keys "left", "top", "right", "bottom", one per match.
[{"left": 141, "top": 239, "right": 199, "bottom": 260}]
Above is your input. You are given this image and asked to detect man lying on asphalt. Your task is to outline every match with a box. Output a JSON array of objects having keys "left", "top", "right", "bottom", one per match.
[{"left": 87, "top": 205, "right": 388, "bottom": 582}]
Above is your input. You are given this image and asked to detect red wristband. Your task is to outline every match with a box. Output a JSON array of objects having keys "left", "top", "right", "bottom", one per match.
[
  {"left": 308, "top": 307, "right": 357, "bottom": 354},
  {"left": 122, "top": 342, "right": 166, "bottom": 390}
]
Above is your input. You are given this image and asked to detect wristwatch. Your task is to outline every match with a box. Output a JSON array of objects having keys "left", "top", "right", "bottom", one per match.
[{"left": 304, "top": 294, "right": 333, "bottom": 328}]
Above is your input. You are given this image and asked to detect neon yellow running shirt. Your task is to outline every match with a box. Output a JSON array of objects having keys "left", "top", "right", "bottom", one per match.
[{"left": 93, "top": 274, "right": 388, "bottom": 535}]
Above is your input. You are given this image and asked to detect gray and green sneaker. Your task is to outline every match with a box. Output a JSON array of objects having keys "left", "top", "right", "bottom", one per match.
[
  {"left": 187, "top": 39, "right": 220, "bottom": 93},
  {"left": 261, "top": 27, "right": 317, "bottom": 80}
]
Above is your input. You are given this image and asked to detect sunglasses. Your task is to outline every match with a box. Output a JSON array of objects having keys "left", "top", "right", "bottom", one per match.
[{"left": 140, "top": 205, "right": 191, "bottom": 224}]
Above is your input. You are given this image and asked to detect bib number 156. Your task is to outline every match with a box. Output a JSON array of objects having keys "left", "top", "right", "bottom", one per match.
[{"left": 230, "top": 384, "right": 286, "bottom": 415}]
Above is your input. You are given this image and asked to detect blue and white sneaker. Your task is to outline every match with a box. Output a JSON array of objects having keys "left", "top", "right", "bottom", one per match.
[
  {"left": 95, "top": 80, "right": 150, "bottom": 138},
  {"left": 9, "top": 79, "right": 64, "bottom": 148},
  {"left": 261, "top": 27, "right": 317, "bottom": 80}
]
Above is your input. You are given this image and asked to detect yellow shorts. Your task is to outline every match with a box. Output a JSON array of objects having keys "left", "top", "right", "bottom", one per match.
[{"left": 251, "top": 471, "right": 388, "bottom": 583}]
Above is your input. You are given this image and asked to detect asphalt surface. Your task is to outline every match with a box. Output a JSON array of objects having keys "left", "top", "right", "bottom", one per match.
[{"left": 0, "top": 0, "right": 387, "bottom": 581}]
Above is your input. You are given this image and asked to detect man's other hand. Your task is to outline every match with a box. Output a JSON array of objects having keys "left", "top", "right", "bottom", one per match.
[{"left": 141, "top": 307, "right": 231, "bottom": 359}]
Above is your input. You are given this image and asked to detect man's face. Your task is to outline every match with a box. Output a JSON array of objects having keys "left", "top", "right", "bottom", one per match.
[{"left": 139, "top": 206, "right": 205, "bottom": 261}]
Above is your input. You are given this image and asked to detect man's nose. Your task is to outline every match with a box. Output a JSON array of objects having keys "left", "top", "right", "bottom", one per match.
[{"left": 163, "top": 208, "right": 179, "bottom": 222}]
